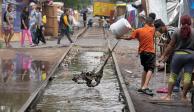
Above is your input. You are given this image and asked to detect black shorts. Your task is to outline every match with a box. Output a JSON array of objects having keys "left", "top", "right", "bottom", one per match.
[{"left": 140, "top": 52, "right": 155, "bottom": 72}]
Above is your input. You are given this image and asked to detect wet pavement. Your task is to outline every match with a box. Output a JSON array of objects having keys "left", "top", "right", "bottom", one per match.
[
  {"left": 0, "top": 26, "right": 191, "bottom": 112},
  {"left": 76, "top": 28, "right": 106, "bottom": 47},
  {"left": 0, "top": 28, "right": 82, "bottom": 49},
  {"left": 34, "top": 49, "right": 125, "bottom": 112},
  {"left": 0, "top": 48, "right": 68, "bottom": 112},
  {"left": 107, "top": 33, "right": 192, "bottom": 112}
]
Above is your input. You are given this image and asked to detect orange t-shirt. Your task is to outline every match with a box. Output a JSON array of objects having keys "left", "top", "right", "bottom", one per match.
[{"left": 130, "top": 24, "right": 155, "bottom": 53}]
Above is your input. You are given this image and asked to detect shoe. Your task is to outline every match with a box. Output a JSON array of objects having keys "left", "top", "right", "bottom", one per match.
[
  {"left": 30, "top": 44, "right": 37, "bottom": 47},
  {"left": 142, "top": 88, "right": 154, "bottom": 96},
  {"left": 173, "top": 86, "right": 180, "bottom": 92},
  {"left": 137, "top": 88, "right": 143, "bottom": 92},
  {"left": 138, "top": 88, "right": 152, "bottom": 92}
]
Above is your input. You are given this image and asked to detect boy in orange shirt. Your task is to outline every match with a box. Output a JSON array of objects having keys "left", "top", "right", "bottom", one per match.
[{"left": 118, "top": 17, "right": 155, "bottom": 95}]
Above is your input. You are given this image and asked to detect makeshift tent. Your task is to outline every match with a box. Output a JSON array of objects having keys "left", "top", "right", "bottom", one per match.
[
  {"left": 145, "top": 0, "right": 191, "bottom": 27},
  {"left": 167, "top": 0, "right": 190, "bottom": 27},
  {"left": 146, "top": 0, "right": 168, "bottom": 24}
]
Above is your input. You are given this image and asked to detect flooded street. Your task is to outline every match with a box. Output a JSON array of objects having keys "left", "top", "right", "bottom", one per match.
[
  {"left": 35, "top": 50, "right": 125, "bottom": 112},
  {"left": 0, "top": 53, "right": 50, "bottom": 112},
  {"left": 0, "top": 48, "right": 68, "bottom": 112}
]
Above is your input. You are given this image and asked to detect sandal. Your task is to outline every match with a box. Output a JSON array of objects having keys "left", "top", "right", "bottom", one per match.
[
  {"left": 142, "top": 88, "right": 154, "bottom": 96},
  {"left": 138, "top": 88, "right": 152, "bottom": 92}
]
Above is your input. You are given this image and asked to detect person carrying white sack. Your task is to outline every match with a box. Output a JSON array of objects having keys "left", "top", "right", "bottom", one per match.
[{"left": 116, "top": 17, "right": 155, "bottom": 96}]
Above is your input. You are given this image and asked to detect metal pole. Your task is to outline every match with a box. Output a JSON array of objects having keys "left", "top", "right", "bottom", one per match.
[{"left": 178, "top": 0, "right": 183, "bottom": 28}]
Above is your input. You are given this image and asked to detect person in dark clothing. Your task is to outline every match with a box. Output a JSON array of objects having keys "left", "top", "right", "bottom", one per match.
[
  {"left": 57, "top": 8, "right": 73, "bottom": 44},
  {"left": 154, "top": 19, "right": 172, "bottom": 72},
  {"left": 157, "top": 15, "right": 194, "bottom": 101},
  {"left": 83, "top": 11, "right": 87, "bottom": 27},
  {"left": 87, "top": 19, "right": 93, "bottom": 27},
  {"left": 33, "top": 6, "right": 46, "bottom": 45},
  {"left": 20, "top": 7, "right": 34, "bottom": 47},
  {"left": 154, "top": 19, "right": 181, "bottom": 92}
]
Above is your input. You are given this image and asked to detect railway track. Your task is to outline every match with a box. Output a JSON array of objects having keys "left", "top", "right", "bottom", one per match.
[{"left": 20, "top": 27, "right": 135, "bottom": 112}]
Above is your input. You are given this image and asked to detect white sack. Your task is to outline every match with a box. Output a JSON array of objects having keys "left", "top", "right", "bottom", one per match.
[{"left": 110, "top": 18, "right": 131, "bottom": 37}]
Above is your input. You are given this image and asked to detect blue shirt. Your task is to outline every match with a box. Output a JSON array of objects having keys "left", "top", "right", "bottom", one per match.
[{"left": 29, "top": 10, "right": 37, "bottom": 27}]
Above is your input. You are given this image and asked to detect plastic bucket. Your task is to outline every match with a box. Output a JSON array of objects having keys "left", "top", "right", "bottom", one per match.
[{"left": 110, "top": 18, "right": 131, "bottom": 37}]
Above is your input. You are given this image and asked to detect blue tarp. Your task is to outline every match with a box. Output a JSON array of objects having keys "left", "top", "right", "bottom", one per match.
[{"left": 188, "top": 0, "right": 194, "bottom": 17}]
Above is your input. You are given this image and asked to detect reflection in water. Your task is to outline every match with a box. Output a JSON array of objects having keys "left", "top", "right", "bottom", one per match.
[
  {"left": 1, "top": 59, "right": 14, "bottom": 83},
  {"left": 79, "top": 52, "right": 104, "bottom": 71},
  {"left": 0, "top": 92, "right": 30, "bottom": 112},
  {"left": 0, "top": 52, "right": 50, "bottom": 112},
  {"left": 0, "top": 53, "right": 49, "bottom": 83}
]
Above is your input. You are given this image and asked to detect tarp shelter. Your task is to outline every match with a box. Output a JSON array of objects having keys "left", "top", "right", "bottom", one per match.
[
  {"left": 146, "top": 0, "right": 168, "bottom": 24},
  {"left": 188, "top": 0, "right": 194, "bottom": 17},
  {"left": 146, "top": 0, "right": 192, "bottom": 27}
]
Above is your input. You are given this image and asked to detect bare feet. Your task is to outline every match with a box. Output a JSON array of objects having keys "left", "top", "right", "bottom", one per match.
[{"left": 160, "top": 95, "right": 171, "bottom": 101}]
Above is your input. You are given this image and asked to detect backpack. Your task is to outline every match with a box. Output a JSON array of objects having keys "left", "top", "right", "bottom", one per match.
[
  {"left": 59, "top": 14, "right": 70, "bottom": 30},
  {"left": 3, "top": 11, "right": 8, "bottom": 23},
  {"left": 42, "top": 15, "right": 47, "bottom": 24},
  {"left": 59, "top": 14, "right": 66, "bottom": 30}
]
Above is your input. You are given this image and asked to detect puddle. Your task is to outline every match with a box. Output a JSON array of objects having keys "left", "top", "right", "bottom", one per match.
[
  {"left": 0, "top": 52, "right": 50, "bottom": 112},
  {"left": 35, "top": 51, "right": 125, "bottom": 112},
  {"left": 0, "top": 53, "right": 50, "bottom": 83}
]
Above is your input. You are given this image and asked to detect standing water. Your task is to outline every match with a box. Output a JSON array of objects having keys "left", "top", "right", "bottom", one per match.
[{"left": 34, "top": 50, "right": 125, "bottom": 112}]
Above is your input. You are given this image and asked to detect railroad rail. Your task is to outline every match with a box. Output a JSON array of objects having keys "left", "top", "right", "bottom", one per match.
[
  {"left": 19, "top": 27, "right": 136, "bottom": 112},
  {"left": 18, "top": 28, "right": 87, "bottom": 112}
]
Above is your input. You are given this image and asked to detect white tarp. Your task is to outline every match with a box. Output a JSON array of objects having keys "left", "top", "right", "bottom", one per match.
[
  {"left": 147, "top": 0, "right": 168, "bottom": 24},
  {"left": 167, "top": 0, "right": 190, "bottom": 26},
  {"left": 147, "top": 0, "right": 190, "bottom": 26},
  {"left": 167, "top": 0, "right": 179, "bottom": 25}
]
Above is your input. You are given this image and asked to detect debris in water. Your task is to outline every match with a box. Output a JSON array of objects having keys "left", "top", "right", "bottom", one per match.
[
  {"left": 125, "top": 69, "right": 133, "bottom": 74},
  {"left": 72, "top": 41, "right": 120, "bottom": 87}
]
